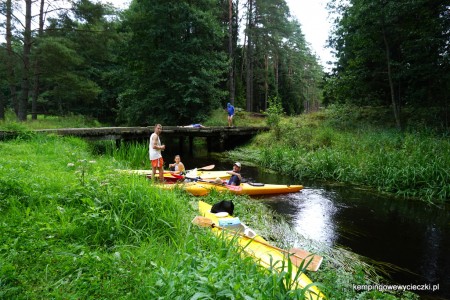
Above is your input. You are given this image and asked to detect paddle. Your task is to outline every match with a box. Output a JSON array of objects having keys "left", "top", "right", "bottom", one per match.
[
  {"left": 117, "top": 164, "right": 214, "bottom": 176},
  {"left": 185, "top": 176, "right": 243, "bottom": 192},
  {"left": 197, "top": 164, "right": 215, "bottom": 171},
  {"left": 192, "top": 216, "right": 322, "bottom": 272}
]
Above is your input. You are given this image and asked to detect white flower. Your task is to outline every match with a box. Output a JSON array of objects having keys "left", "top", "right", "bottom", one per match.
[{"left": 67, "top": 163, "right": 75, "bottom": 167}]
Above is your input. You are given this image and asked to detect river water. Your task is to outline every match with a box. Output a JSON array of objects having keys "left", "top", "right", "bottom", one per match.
[{"left": 161, "top": 143, "right": 450, "bottom": 299}]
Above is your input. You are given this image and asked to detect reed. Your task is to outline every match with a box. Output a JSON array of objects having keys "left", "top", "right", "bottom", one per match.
[
  {"left": 103, "top": 140, "right": 148, "bottom": 169},
  {"left": 236, "top": 113, "right": 449, "bottom": 204}
]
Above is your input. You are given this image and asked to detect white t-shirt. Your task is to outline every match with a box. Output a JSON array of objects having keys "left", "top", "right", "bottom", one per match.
[{"left": 149, "top": 133, "right": 162, "bottom": 160}]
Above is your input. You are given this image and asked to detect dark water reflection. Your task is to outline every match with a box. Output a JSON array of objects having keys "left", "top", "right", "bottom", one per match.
[{"left": 160, "top": 143, "right": 449, "bottom": 299}]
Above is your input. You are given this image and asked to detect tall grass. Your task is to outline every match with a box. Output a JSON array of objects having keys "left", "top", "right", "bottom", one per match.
[
  {"left": 235, "top": 111, "right": 449, "bottom": 204},
  {"left": 0, "top": 134, "right": 321, "bottom": 299},
  {"left": 102, "top": 140, "right": 149, "bottom": 169}
]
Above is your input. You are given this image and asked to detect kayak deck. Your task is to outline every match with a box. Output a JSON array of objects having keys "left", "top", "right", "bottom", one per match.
[
  {"left": 168, "top": 181, "right": 303, "bottom": 196},
  {"left": 198, "top": 201, "right": 324, "bottom": 299}
]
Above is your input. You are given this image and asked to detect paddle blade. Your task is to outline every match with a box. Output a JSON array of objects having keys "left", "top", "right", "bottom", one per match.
[
  {"left": 287, "top": 248, "right": 323, "bottom": 272},
  {"left": 197, "top": 164, "right": 215, "bottom": 171},
  {"left": 192, "top": 216, "right": 214, "bottom": 228}
]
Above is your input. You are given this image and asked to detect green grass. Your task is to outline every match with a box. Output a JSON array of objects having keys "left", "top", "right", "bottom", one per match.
[
  {"left": 0, "top": 134, "right": 311, "bottom": 298},
  {"left": 203, "top": 108, "right": 267, "bottom": 127},
  {"left": 0, "top": 134, "right": 419, "bottom": 299},
  {"left": 0, "top": 109, "right": 103, "bottom": 130},
  {"left": 230, "top": 107, "right": 450, "bottom": 204}
]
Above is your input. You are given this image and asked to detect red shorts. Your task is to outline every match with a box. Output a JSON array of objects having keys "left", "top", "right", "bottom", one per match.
[{"left": 151, "top": 157, "right": 164, "bottom": 168}]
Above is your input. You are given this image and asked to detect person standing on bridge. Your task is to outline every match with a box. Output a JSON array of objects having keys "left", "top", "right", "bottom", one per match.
[
  {"left": 226, "top": 102, "right": 235, "bottom": 127},
  {"left": 149, "top": 124, "right": 165, "bottom": 183}
]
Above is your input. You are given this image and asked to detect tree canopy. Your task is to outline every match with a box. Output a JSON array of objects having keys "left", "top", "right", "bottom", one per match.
[
  {"left": 2, "top": 0, "right": 447, "bottom": 129},
  {"left": 0, "top": 0, "right": 322, "bottom": 125},
  {"left": 325, "top": 0, "right": 450, "bottom": 129}
]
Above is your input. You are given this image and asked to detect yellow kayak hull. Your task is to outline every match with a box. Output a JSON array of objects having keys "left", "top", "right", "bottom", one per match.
[
  {"left": 198, "top": 201, "right": 324, "bottom": 299},
  {"left": 168, "top": 182, "right": 303, "bottom": 196}
]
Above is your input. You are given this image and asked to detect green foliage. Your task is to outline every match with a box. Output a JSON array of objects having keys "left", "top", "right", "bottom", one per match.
[
  {"left": 104, "top": 140, "right": 148, "bottom": 169},
  {"left": 1, "top": 134, "right": 324, "bottom": 298},
  {"left": 266, "top": 96, "right": 284, "bottom": 139},
  {"left": 326, "top": 0, "right": 450, "bottom": 128},
  {"left": 233, "top": 107, "right": 450, "bottom": 204},
  {"left": 118, "top": 0, "right": 228, "bottom": 125},
  {"left": 0, "top": 110, "right": 102, "bottom": 130},
  {"left": 203, "top": 108, "right": 267, "bottom": 127},
  {"left": 0, "top": 133, "right": 424, "bottom": 299}
]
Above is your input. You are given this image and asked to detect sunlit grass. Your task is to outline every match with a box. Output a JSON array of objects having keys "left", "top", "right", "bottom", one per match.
[
  {"left": 1, "top": 135, "right": 326, "bottom": 299},
  {"left": 0, "top": 109, "right": 103, "bottom": 130},
  {"left": 204, "top": 108, "right": 267, "bottom": 127}
]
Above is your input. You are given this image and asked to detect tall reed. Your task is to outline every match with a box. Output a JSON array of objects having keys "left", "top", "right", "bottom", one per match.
[{"left": 240, "top": 114, "right": 449, "bottom": 204}]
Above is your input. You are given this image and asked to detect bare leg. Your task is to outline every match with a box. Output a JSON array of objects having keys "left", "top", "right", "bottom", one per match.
[
  {"left": 151, "top": 165, "right": 157, "bottom": 183},
  {"left": 159, "top": 165, "right": 164, "bottom": 183}
]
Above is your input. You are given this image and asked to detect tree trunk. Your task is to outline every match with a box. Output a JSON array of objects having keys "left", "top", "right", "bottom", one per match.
[
  {"left": 31, "top": 0, "right": 45, "bottom": 120},
  {"left": 228, "top": 0, "right": 235, "bottom": 105},
  {"left": 0, "top": 92, "right": 4, "bottom": 120},
  {"left": 264, "top": 54, "right": 268, "bottom": 110},
  {"left": 382, "top": 25, "right": 401, "bottom": 130},
  {"left": 5, "top": 0, "right": 18, "bottom": 115},
  {"left": 245, "top": 0, "right": 254, "bottom": 112},
  {"left": 18, "top": 0, "right": 32, "bottom": 121}
]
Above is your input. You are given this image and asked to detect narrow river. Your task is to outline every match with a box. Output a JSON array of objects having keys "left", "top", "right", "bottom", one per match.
[{"left": 162, "top": 145, "right": 449, "bottom": 299}]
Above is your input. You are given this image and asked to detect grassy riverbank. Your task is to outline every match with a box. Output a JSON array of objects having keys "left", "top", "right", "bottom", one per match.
[
  {"left": 231, "top": 107, "right": 449, "bottom": 204},
  {"left": 0, "top": 133, "right": 418, "bottom": 299}
]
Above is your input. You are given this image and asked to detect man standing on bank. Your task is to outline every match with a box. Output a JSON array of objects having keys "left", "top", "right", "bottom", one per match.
[
  {"left": 226, "top": 102, "right": 235, "bottom": 127},
  {"left": 149, "top": 124, "right": 165, "bottom": 183}
]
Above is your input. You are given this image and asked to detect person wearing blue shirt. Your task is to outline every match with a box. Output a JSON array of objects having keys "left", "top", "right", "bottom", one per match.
[{"left": 226, "top": 102, "right": 235, "bottom": 127}]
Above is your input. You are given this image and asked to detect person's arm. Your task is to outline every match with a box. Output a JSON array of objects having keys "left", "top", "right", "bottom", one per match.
[
  {"left": 226, "top": 171, "right": 242, "bottom": 180},
  {"left": 178, "top": 162, "right": 185, "bottom": 172},
  {"left": 152, "top": 135, "right": 165, "bottom": 150}
]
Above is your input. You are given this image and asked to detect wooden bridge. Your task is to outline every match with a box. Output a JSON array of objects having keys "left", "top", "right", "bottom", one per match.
[{"left": 0, "top": 126, "right": 269, "bottom": 152}]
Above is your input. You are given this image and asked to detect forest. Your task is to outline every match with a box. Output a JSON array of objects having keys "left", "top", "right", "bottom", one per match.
[{"left": 0, "top": 0, "right": 449, "bottom": 130}]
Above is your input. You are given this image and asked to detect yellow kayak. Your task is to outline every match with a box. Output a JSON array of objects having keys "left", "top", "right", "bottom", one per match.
[
  {"left": 185, "top": 169, "right": 231, "bottom": 180},
  {"left": 117, "top": 169, "right": 183, "bottom": 182},
  {"left": 117, "top": 168, "right": 230, "bottom": 183},
  {"left": 164, "top": 180, "right": 303, "bottom": 196},
  {"left": 198, "top": 201, "right": 325, "bottom": 299}
]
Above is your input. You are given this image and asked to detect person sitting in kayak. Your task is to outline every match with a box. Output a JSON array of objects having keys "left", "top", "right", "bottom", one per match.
[
  {"left": 227, "top": 162, "right": 242, "bottom": 186},
  {"left": 168, "top": 155, "right": 185, "bottom": 174}
]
